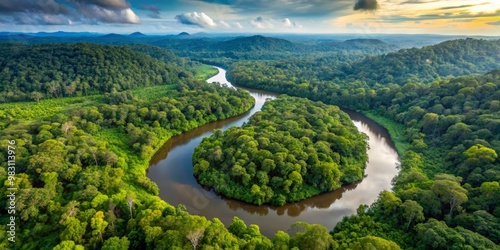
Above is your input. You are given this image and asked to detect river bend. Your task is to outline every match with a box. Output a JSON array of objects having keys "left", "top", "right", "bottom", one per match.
[{"left": 147, "top": 67, "right": 399, "bottom": 237}]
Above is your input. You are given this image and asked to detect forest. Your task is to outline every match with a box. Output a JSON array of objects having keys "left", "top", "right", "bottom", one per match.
[
  {"left": 0, "top": 43, "right": 186, "bottom": 102},
  {"left": 0, "top": 33, "right": 401, "bottom": 68},
  {"left": 193, "top": 96, "right": 368, "bottom": 205},
  {"left": 228, "top": 39, "right": 500, "bottom": 86},
  {"left": 0, "top": 44, "right": 310, "bottom": 249},
  {"left": 228, "top": 39, "right": 500, "bottom": 249},
  {"left": 0, "top": 35, "right": 499, "bottom": 249},
  {"left": 152, "top": 35, "right": 399, "bottom": 68}
]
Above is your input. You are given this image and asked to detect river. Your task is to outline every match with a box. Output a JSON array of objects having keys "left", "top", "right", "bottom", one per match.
[{"left": 147, "top": 67, "right": 399, "bottom": 237}]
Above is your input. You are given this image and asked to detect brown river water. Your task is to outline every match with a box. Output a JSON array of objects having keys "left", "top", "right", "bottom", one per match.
[{"left": 147, "top": 67, "right": 399, "bottom": 237}]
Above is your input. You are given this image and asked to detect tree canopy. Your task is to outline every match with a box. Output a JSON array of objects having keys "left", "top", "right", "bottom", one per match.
[{"left": 193, "top": 96, "right": 368, "bottom": 205}]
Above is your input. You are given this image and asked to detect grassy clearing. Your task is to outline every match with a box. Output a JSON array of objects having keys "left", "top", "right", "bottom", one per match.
[
  {"left": 94, "top": 124, "right": 173, "bottom": 197},
  {"left": 0, "top": 84, "right": 180, "bottom": 122},
  {"left": 362, "top": 111, "right": 410, "bottom": 157},
  {"left": 193, "top": 64, "right": 219, "bottom": 80}
]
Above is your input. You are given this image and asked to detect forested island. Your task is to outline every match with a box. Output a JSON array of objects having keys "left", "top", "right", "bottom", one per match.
[
  {"left": 0, "top": 33, "right": 499, "bottom": 250},
  {"left": 193, "top": 96, "right": 368, "bottom": 205}
]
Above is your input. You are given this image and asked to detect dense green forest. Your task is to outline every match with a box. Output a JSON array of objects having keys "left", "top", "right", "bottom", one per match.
[
  {"left": 228, "top": 39, "right": 500, "bottom": 248},
  {"left": 0, "top": 41, "right": 368, "bottom": 250},
  {"left": 345, "top": 38, "right": 500, "bottom": 84},
  {"left": 152, "top": 35, "right": 398, "bottom": 67},
  {"left": 229, "top": 39, "right": 500, "bottom": 86},
  {"left": 193, "top": 96, "right": 368, "bottom": 205},
  {"left": 0, "top": 43, "right": 313, "bottom": 249},
  {"left": 0, "top": 33, "right": 400, "bottom": 68},
  {"left": 0, "top": 71, "right": 262, "bottom": 249},
  {"left": 1, "top": 36, "right": 499, "bottom": 249},
  {"left": 0, "top": 43, "right": 184, "bottom": 102}
]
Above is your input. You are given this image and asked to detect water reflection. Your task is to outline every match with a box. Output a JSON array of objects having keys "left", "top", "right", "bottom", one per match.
[
  {"left": 222, "top": 180, "right": 361, "bottom": 217},
  {"left": 147, "top": 67, "right": 399, "bottom": 237}
]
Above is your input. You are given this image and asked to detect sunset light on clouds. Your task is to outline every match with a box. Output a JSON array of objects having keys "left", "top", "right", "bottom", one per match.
[{"left": 0, "top": 0, "right": 498, "bottom": 35}]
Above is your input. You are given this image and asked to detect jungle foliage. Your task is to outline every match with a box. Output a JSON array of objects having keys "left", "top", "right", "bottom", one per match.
[
  {"left": 0, "top": 43, "right": 184, "bottom": 102},
  {"left": 229, "top": 39, "right": 500, "bottom": 86},
  {"left": 0, "top": 43, "right": 319, "bottom": 249},
  {"left": 1, "top": 36, "right": 499, "bottom": 249},
  {"left": 193, "top": 96, "right": 368, "bottom": 205},
  {"left": 227, "top": 39, "right": 500, "bottom": 249}
]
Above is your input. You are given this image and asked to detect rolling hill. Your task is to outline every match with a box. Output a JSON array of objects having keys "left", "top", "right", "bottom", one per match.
[{"left": 345, "top": 38, "right": 500, "bottom": 84}]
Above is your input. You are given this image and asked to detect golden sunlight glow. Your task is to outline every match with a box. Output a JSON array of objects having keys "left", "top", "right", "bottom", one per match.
[
  {"left": 327, "top": 0, "right": 500, "bottom": 35},
  {"left": 468, "top": 2, "right": 500, "bottom": 14}
]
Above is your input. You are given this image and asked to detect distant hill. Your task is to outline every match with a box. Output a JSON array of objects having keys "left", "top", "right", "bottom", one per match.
[
  {"left": 0, "top": 43, "right": 188, "bottom": 102},
  {"left": 126, "top": 43, "right": 186, "bottom": 66},
  {"left": 0, "top": 33, "right": 401, "bottom": 59},
  {"left": 93, "top": 33, "right": 132, "bottom": 44},
  {"left": 101, "top": 33, "right": 123, "bottom": 38},
  {"left": 345, "top": 38, "right": 387, "bottom": 44},
  {"left": 32, "top": 31, "right": 98, "bottom": 37},
  {"left": 218, "top": 35, "right": 298, "bottom": 52},
  {"left": 100, "top": 33, "right": 128, "bottom": 39},
  {"left": 152, "top": 35, "right": 400, "bottom": 58},
  {"left": 154, "top": 35, "right": 298, "bottom": 53},
  {"left": 315, "top": 38, "right": 398, "bottom": 53},
  {"left": 0, "top": 33, "right": 33, "bottom": 42},
  {"left": 129, "top": 32, "right": 146, "bottom": 37},
  {"left": 153, "top": 37, "right": 218, "bottom": 52},
  {"left": 345, "top": 38, "right": 500, "bottom": 84}
]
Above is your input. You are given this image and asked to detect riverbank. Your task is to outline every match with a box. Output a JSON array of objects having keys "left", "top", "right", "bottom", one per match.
[
  {"left": 193, "top": 64, "right": 220, "bottom": 81},
  {"left": 361, "top": 111, "right": 409, "bottom": 157}
]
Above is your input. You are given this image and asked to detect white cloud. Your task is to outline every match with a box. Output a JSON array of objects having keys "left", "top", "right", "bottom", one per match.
[
  {"left": 78, "top": 5, "right": 140, "bottom": 24},
  {"left": 219, "top": 20, "right": 230, "bottom": 28},
  {"left": 122, "top": 8, "right": 140, "bottom": 23},
  {"left": 251, "top": 16, "right": 274, "bottom": 29},
  {"left": 175, "top": 12, "right": 217, "bottom": 28},
  {"left": 235, "top": 22, "right": 244, "bottom": 29},
  {"left": 283, "top": 18, "right": 293, "bottom": 27},
  {"left": 282, "top": 18, "right": 302, "bottom": 28}
]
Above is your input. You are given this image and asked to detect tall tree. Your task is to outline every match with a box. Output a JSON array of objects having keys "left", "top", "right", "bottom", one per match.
[
  {"left": 431, "top": 176, "right": 468, "bottom": 217},
  {"left": 401, "top": 200, "right": 424, "bottom": 230},
  {"left": 91, "top": 211, "right": 108, "bottom": 243}
]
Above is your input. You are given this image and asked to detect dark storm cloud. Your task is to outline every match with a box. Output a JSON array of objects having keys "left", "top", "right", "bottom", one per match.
[
  {"left": 72, "top": 0, "right": 130, "bottom": 10},
  {"left": 0, "top": 0, "right": 69, "bottom": 14},
  {"left": 141, "top": 5, "right": 161, "bottom": 19},
  {"left": 353, "top": 0, "right": 379, "bottom": 11},
  {"left": 11, "top": 12, "right": 70, "bottom": 25},
  {"left": 191, "top": 0, "right": 353, "bottom": 17},
  {"left": 0, "top": 0, "right": 140, "bottom": 25}
]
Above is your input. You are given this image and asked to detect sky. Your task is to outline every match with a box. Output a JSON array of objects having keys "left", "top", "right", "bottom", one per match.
[{"left": 0, "top": 0, "right": 499, "bottom": 35}]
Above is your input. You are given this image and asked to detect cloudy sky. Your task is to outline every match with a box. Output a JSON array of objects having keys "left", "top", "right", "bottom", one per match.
[{"left": 0, "top": 0, "right": 499, "bottom": 35}]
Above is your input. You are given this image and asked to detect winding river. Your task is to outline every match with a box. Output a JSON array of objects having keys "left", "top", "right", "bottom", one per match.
[{"left": 147, "top": 67, "right": 399, "bottom": 237}]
